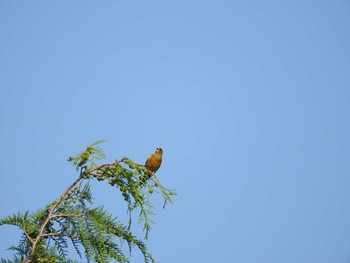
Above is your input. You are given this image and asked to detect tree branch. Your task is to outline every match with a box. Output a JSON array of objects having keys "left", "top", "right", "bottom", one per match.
[
  {"left": 23, "top": 225, "right": 35, "bottom": 245},
  {"left": 89, "top": 157, "right": 127, "bottom": 173},
  {"left": 30, "top": 172, "right": 84, "bottom": 256}
]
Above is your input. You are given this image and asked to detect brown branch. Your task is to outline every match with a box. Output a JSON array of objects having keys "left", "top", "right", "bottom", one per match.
[
  {"left": 23, "top": 225, "right": 35, "bottom": 245},
  {"left": 89, "top": 157, "right": 127, "bottom": 173},
  {"left": 30, "top": 173, "right": 84, "bottom": 256}
]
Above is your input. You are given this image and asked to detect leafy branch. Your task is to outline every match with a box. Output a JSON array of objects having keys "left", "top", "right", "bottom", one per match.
[{"left": 0, "top": 141, "right": 176, "bottom": 263}]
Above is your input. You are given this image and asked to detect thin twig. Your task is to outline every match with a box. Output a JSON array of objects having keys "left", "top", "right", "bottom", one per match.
[
  {"left": 41, "top": 233, "right": 80, "bottom": 239},
  {"left": 51, "top": 213, "right": 83, "bottom": 219},
  {"left": 90, "top": 158, "right": 126, "bottom": 173}
]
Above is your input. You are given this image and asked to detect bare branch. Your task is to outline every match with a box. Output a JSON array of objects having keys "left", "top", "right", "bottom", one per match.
[
  {"left": 89, "top": 157, "right": 127, "bottom": 173},
  {"left": 23, "top": 225, "right": 35, "bottom": 245}
]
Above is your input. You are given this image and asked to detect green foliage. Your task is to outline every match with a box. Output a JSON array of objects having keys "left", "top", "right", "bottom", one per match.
[{"left": 0, "top": 142, "right": 176, "bottom": 262}]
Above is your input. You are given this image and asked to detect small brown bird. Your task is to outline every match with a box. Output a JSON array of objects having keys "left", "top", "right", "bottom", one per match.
[{"left": 144, "top": 147, "right": 163, "bottom": 176}]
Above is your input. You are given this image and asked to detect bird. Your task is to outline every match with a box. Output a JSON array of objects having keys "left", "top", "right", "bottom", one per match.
[{"left": 144, "top": 147, "right": 163, "bottom": 176}]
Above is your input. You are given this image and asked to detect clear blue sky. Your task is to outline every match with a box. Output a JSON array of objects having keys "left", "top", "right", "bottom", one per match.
[{"left": 1, "top": 1, "right": 350, "bottom": 262}]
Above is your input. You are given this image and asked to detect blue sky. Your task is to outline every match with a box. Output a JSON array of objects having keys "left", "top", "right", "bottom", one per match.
[{"left": 1, "top": 1, "right": 350, "bottom": 262}]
